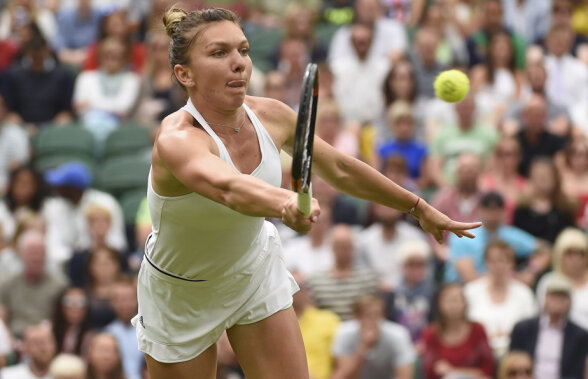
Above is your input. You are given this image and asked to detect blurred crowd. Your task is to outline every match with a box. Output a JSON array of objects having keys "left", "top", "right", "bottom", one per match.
[{"left": 1, "top": 0, "right": 588, "bottom": 378}]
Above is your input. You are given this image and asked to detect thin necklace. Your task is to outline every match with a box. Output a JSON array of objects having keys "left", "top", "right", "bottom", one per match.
[{"left": 206, "top": 111, "right": 246, "bottom": 133}]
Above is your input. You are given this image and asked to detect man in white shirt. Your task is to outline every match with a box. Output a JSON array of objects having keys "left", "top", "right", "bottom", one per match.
[
  {"left": 42, "top": 161, "right": 127, "bottom": 263},
  {"left": 0, "top": 321, "right": 55, "bottom": 379},
  {"left": 331, "top": 22, "right": 390, "bottom": 125}
]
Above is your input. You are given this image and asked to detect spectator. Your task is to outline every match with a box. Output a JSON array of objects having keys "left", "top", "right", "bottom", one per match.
[
  {"left": 42, "top": 161, "right": 127, "bottom": 264},
  {"left": 464, "top": 241, "right": 537, "bottom": 357},
  {"left": 135, "top": 30, "right": 184, "bottom": 127},
  {"left": 313, "top": 100, "right": 358, "bottom": 159},
  {"left": 274, "top": 37, "right": 310, "bottom": 108},
  {"left": 501, "top": 0, "right": 551, "bottom": 45},
  {"left": 545, "top": 0, "right": 588, "bottom": 56},
  {"left": 429, "top": 152, "right": 484, "bottom": 255},
  {"left": 73, "top": 36, "right": 142, "bottom": 151},
  {"left": 53, "top": 0, "right": 101, "bottom": 67},
  {"left": 421, "top": 284, "right": 495, "bottom": 379},
  {"left": 535, "top": 228, "right": 588, "bottom": 330},
  {"left": 560, "top": 139, "right": 588, "bottom": 226},
  {"left": 503, "top": 62, "right": 570, "bottom": 137},
  {"left": 513, "top": 158, "right": 575, "bottom": 243},
  {"left": 49, "top": 353, "right": 86, "bottom": 379},
  {"left": 516, "top": 95, "right": 566, "bottom": 177},
  {"left": 331, "top": 21, "right": 390, "bottom": 125},
  {"left": 331, "top": 294, "right": 415, "bottom": 379},
  {"left": 357, "top": 203, "right": 427, "bottom": 292},
  {"left": 67, "top": 204, "right": 128, "bottom": 288},
  {"left": 51, "top": 286, "right": 92, "bottom": 356},
  {"left": 1, "top": 29, "right": 74, "bottom": 128},
  {"left": 0, "top": 229, "right": 67, "bottom": 337},
  {"left": 328, "top": 0, "right": 407, "bottom": 65},
  {"left": 392, "top": 240, "right": 434, "bottom": 342},
  {"left": 262, "top": 70, "right": 288, "bottom": 104},
  {"left": 510, "top": 274, "right": 588, "bottom": 379},
  {"left": 465, "top": 0, "right": 526, "bottom": 70},
  {"left": 472, "top": 30, "right": 523, "bottom": 126},
  {"left": 292, "top": 278, "right": 340, "bottom": 379},
  {"left": 497, "top": 351, "right": 533, "bottom": 379},
  {"left": 0, "top": 0, "right": 57, "bottom": 45},
  {"left": 306, "top": 224, "right": 378, "bottom": 321},
  {"left": 105, "top": 275, "right": 143, "bottom": 379},
  {"left": 375, "top": 101, "right": 428, "bottom": 185},
  {"left": 445, "top": 191, "right": 548, "bottom": 284},
  {"left": 0, "top": 321, "right": 56, "bottom": 379},
  {"left": 544, "top": 24, "right": 588, "bottom": 118},
  {"left": 479, "top": 137, "right": 528, "bottom": 223},
  {"left": 86, "top": 332, "right": 126, "bottom": 379},
  {"left": 0, "top": 165, "right": 47, "bottom": 244},
  {"left": 409, "top": 26, "right": 448, "bottom": 100},
  {"left": 86, "top": 246, "right": 120, "bottom": 328},
  {"left": 283, "top": 204, "right": 333, "bottom": 281},
  {"left": 0, "top": 94, "right": 29, "bottom": 195},
  {"left": 430, "top": 96, "right": 497, "bottom": 186},
  {"left": 83, "top": 8, "right": 146, "bottom": 73}
]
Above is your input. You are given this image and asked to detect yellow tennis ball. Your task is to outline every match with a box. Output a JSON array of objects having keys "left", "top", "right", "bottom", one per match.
[{"left": 434, "top": 70, "right": 470, "bottom": 103}]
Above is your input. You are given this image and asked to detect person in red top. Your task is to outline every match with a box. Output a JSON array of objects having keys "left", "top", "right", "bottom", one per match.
[{"left": 421, "top": 284, "right": 494, "bottom": 379}]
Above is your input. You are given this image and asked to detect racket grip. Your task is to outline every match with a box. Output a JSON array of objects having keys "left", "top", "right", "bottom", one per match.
[{"left": 297, "top": 185, "right": 312, "bottom": 218}]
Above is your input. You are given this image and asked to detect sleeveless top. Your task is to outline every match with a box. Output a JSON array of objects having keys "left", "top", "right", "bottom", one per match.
[{"left": 145, "top": 99, "right": 282, "bottom": 280}]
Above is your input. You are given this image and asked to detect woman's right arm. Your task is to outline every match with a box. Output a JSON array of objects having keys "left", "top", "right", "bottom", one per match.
[{"left": 154, "top": 117, "right": 319, "bottom": 233}]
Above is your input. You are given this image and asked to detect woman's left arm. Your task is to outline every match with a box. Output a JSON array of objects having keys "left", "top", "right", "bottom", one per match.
[{"left": 273, "top": 97, "right": 481, "bottom": 242}]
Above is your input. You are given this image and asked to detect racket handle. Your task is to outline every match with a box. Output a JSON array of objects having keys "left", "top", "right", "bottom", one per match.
[{"left": 297, "top": 185, "right": 312, "bottom": 218}]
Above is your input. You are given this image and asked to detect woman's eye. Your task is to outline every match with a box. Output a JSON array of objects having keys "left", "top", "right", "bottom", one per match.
[
  {"left": 240, "top": 48, "right": 250, "bottom": 56},
  {"left": 212, "top": 51, "right": 225, "bottom": 57}
]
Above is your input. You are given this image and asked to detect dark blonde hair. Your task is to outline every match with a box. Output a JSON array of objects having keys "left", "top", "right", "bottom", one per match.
[{"left": 162, "top": 6, "right": 241, "bottom": 85}]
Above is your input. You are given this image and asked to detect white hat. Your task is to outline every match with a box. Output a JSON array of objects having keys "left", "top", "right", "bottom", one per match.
[{"left": 399, "top": 240, "right": 431, "bottom": 263}]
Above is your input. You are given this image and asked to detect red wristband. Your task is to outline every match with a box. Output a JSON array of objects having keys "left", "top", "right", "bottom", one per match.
[{"left": 409, "top": 197, "right": 420, "bottom": 215}]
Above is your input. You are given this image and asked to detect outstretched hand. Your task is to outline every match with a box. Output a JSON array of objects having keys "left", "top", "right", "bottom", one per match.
[{"left": 412, "top": 200, "right": 482, "bottom": 244}]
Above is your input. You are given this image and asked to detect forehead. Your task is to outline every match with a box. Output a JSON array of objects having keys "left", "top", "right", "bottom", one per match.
[{"left": 194, "top": 21, "right": 247, "bottom": 48}]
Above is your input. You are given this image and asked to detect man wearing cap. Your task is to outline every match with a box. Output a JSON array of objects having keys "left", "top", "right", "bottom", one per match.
[
  {"left": 444, "top": 191, "right": 550, "bottom": 284},
  {"left": 42, "top": 161, "right": 127, "bottom": 263},
  {"left": 510, "top": 274, "right": 588, "bottom": 379}
]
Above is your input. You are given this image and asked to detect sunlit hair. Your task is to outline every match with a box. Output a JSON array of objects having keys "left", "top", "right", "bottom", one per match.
[
  {"left": 552, "top": 227, "right": 588, "bottom": 272},
  {"left": 162, "top": 6, "right": 241, "bottom": 88}
]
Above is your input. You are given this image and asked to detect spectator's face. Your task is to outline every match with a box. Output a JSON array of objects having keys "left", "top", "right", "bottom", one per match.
[
  {"left": 567, "top": 141, "right": 588, "bottom": 172},
  {"left": 485, "top": 247, "right": 513, "bottom": 281},
  {"left": 25, "top": 325, "right": 56, "bottom": 368},
  {"left": 489, "top": 33, "right": 512, "bottom": 67},
  {"left": 522, "top": 97, "right": 547, "bottom": 134},
  {"left": 391, "top": 116, "right": 414, "bottom": 141},
  {"left": 350, "top": 24, "right": 373, "bottom": 60},
  {"left": 280, "top": 39, "right": 307, "bottom": 73},
  {"left": 331, "top": 226, "right": 354, "bottom": 267},
  {"left": 402, "top": 257, "right": 427, "bottom": 286},
  {"left": 316, "top": 107, "right": 341, "bottom": 145},
  {"left": 21, "top": 237, "right": 46, "bottom": 278},
  {"left": 484, "top": 1, "right": 503, "bottom": 30},
  {"left": 495, "top": 140, "right": 521, "bottom": 172},
  {"left": 416, "top": 29, "right": 438, "bottom": 65},
  {"left": 104, "top": 11, "right": 128, "bottom": 38},
  {"left": 547, "top": 28, "right": 573, "bottom": 57},
  {"left": 62, "top": 288, "right": 88, "bottom": 326},
  {"left": 455, "top": 154, "right": 480, "bottom": 191},
  {"left": 373, "top": 203, "right": 402, "bottom": 226},
  {"left": 456, "top": 96, "right": 475, "bottom": 128},
  {"left": 504, "top": 356, "right": 533, "bottom": 379},
  {"left": 480, "top": 206, "right": 505, "bottom": 230},
  {"left": 561, "top": 248, "right": 587, "bottom": 278},
  {"left": 544, "top": 292, "right": 571, "bottom": 318},
  {"left": 264, "top": 72, "right": 287, "bottom": 103},
  {"left": 552, "top": 0, "right": 573, "bottom": 27},
  {"left": 529, "top": 162, "right": 556, "bottom": 198},
  {"left": 355, "top": 0, "right": 382, "bottom": 24},
  {"left": 101, "top": 42, "right": 127, "bottom": 75},
  {"left": 87, "top": 214, "right": 111, "bottom": 243},
  {"left": 389, "top": 62, "right": 414, "bottom": 100},
  {"left": 439, "top": 286, "right": 466, "bottom": 321},
  {"left": 357, "top": 301, "right": 384, "bottom": 325},
  {"left": 88, "top": 334, "right": 120, "bottom": 375},
  {"left": 89, "top": 249, "right": 120, "bottom": 284},
  {"left": 287, "top": 9, "right": 314, "bottom": 39},
  {"left": 149, "top": 33, "right": 170, "bottom": 68},
  {"left": 525, "top": 64, "right": 547, "bottom": 93},
  {"left": 110, "top": 283, "right": 138, "bottom": 323},
  {"left": 11, "top": 169, "right": 37, "bottom": 207}
]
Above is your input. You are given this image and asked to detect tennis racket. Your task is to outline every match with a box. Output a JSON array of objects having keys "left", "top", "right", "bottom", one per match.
[{"left": 291, "top": 63, "right": 319, "bottom": 218}]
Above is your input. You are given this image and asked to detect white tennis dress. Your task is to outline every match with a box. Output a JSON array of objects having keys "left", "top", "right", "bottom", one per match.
[{"left": 132, "top": 99, "right": 299, "bottom": 363}]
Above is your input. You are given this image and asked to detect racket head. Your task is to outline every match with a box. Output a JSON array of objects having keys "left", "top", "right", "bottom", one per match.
[{"left": 291, "top": 63, "right": 319, "bottom": 194}]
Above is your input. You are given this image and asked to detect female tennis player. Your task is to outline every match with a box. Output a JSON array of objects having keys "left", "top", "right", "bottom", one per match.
[{"left": 133, "top": 7, "right": 481, "bottom": 379}]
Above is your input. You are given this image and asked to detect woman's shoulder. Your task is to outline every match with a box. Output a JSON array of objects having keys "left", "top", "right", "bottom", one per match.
[
  {"left": 245, "top": 95, "right": 295, "bottom": 122},
  {"left": 156, "top": 109, "right": 213, "bottom": 151}
]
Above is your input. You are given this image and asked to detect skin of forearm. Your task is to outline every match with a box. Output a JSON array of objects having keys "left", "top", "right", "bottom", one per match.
[{"left": 224, "top": 174, "right": 294, "bottom": 218}]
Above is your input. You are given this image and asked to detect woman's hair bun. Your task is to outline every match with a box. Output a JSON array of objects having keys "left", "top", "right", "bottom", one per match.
[{"left": 163, "top": 8, "right": 188, "bottom": 37}]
